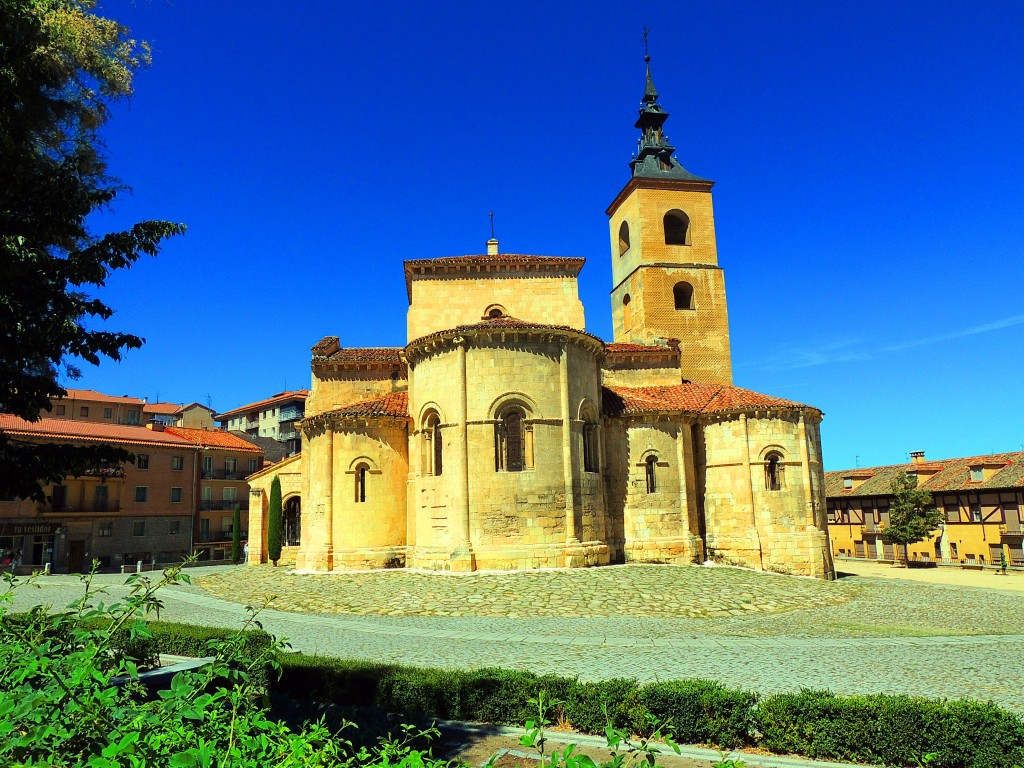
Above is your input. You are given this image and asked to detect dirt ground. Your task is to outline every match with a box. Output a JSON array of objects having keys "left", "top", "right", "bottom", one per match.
[
  {"left": 836, "top": 558, "right": 1024, "bottom": 592},
  {"left": 436, "top": 724, "right": 743, "bottom": 768}
]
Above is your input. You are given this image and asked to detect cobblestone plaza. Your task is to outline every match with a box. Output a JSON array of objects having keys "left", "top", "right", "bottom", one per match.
[{"left": 9, "top": 563, "right": 1024, "bottom": 714}]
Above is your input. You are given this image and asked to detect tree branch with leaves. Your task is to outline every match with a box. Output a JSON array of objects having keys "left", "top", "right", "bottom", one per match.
[{"left": 0, "top": 0, "right": 185, "bottom": 500}]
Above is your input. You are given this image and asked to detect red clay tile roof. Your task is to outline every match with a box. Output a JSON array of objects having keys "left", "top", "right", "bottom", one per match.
[
  {"left": 408, "top": 316, "right": 602, "bottom": 349},
  {"left": 215, "top": 390, "right": 309, "bottom": 421},
  {"left": 603, "top": 383, "right": 810, "bottom": 416},
  {"left": 404, "top": 255, "right": 586, "bottom": 300},
  {"left": 0, "top": 414, "right": 194, "bottom": 447},
  {"left": 143, "top": 402, "right": 183, "bottom": 415},
  {"left": 825, "top": 452, "right": 1024, "bottom": 496},
  {"left": 55, "top": 389, "right": 146, "bottom": 406},
  {"left": 315, "top": 347, "right": 405, "bottom": 364},
  {"left": 405, "top": 254, "right": 586, "bottom": 269},
  {"left": 605, "top": 343, "right": 672, "bottom": 353},
  {"left": 164, "top": 426, "right": 263, "bottom": 453},
  {"left": 309, "top": 391, "right": 409, "bottom": 421}
]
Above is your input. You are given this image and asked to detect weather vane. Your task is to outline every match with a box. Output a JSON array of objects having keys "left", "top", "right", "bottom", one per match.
[
  {"left": 489, "top": 211, "right": 495, "bottom": 239},
  {"left": 642, "top": 26, "right": 650, "bottom": 60}
]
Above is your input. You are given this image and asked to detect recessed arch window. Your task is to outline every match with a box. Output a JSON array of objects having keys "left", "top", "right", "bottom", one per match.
[
  {"left": 355, "top": 463, "right": 369, "bottom": 503},
  {"left": 422, "top": 411, "right": 443, "bottom": 476},
  {"left": 622, "top": 293, "right": 632, "bottom": 332},
  {"left": 495, "top": 405, "right": 534, "bottom": 472},
  {"left": 765, "top": 451, "right": 785, "bottom": 491},
  {"left": 673, "top": 281, "right": 694, "bottom": 310},
  {"left": 618, "top": 221, "right": 630, "bottom": 256},
  {"left": 664, "top": 210, "right": 691, "bottom": 245},
  {"left": 645, "top": 455, "right": 658, "bottom": 493},
  {"left": 581, "top": 406, "right": 599, "bottom": 473}
]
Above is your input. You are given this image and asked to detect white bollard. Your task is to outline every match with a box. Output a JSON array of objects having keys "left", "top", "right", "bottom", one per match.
[{"left": 136, "top": 560, "right": 143, "bottom": 573}]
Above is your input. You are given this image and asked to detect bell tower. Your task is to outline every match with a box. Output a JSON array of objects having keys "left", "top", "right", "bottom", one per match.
[{"left": 606, "top": 54, "right": 732, "bottom": 385}]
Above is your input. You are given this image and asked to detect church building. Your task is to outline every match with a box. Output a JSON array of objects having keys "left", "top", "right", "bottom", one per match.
[{"left": 246, "top": 59, "right": 835, "bottom": 579}]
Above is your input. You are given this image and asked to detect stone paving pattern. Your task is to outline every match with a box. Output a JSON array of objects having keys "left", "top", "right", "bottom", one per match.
[{"left": 8, "top": 564, "right": 1024, "bottom": 715}]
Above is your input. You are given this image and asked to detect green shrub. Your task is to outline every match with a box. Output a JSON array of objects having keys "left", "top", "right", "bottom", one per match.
[
  {"left": 457, "top": 667, "right": 545, "bottom": 725},
  {"left": 564, "top": 678, "right": 642, "bottom": 734},
  {"left": 640, "top": 679, "right": 756, "bottom": 748},
  {"left": 755, "top": 689, "right": 1024, "bottom": 767}
]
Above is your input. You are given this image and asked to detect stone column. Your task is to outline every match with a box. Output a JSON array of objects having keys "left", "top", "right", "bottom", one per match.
[
  {"left": 741, "top": 413, "right": 764, "bottom": 569},
  {"left": 450, "top": 338, "right": 474, "bottom": 570},
  {"left": 797, "top": 412, "right": 815, "bottom": 526},
  {"left": 323, "top": 426, "right": 335, "bottom": 571},
  {"left": 560, "top": 341, "right": 583, "bottom": 565}
]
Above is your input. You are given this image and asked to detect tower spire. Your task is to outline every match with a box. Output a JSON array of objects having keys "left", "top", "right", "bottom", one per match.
[{"left": 629, "top": 34, "right": 707, "bottom": 182}]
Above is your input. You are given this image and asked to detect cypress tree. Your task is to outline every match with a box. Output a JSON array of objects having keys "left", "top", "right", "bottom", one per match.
[
  {"left": 231, "top": 504, "right": 242, "bottom": 563},
  {"left": 267, "top": 476, "right": 282, "bottom": 566}
]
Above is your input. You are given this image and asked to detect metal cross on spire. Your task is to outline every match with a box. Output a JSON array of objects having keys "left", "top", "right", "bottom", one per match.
[{"left": 642, "top": 25, "right": 650, "bottom": 60}]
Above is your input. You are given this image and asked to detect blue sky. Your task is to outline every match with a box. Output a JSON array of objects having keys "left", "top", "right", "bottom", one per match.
[{"left": 79, "top": 0, "right": 1024, "bottom": 470}]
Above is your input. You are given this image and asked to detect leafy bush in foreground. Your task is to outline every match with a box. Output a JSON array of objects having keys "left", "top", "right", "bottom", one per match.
[{"left": 0, "top": 568, "right": 446, "bottom": 768}]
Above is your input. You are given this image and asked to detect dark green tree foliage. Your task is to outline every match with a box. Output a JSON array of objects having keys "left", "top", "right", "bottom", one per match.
[
  {"left": 884, "top": 472, "right": 944, "bottom": 563},
  {"left": 0, "top": 0, "right": 186, "bottom": 501},
  {"left": 231, "top": 504, "right": 242, "bottom": 563},
  {"left": 268, "top": 476, "right": 283, "bottom": 565}
]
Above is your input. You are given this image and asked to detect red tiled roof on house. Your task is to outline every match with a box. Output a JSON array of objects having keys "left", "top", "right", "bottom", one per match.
[
  {"left": 307, "top": 391, "right": 409, "bottom": 422},
  {"left": 143, "top": 402, "right": 182, "bottom": 415},
  {"left": 214, "top": 390, "right": 309, "bottom": 421},
  {"left": 55, "top": 389, "right": 145, "bottom": 406},
  {"left": 603, "top": 383, "right": 809, "bottom": 416},
  {"left": 825, "top": 452, "right": 1024, "bottom": 496},
  {"left": 0, "top": 414, "right": 194, "bottom": 448},
  {"left": 164, "top": 426, "right": 263, "bottom": 452}
]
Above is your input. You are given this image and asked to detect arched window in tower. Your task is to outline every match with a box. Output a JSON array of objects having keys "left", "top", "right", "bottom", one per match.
[
  {"left": 495, "top": 405, "right": 533, "bottom": 472},
  {"left": 765, "top": 451, "right": 785, "bottom": 491},
  {"left": 673, "top": 281, "right": 694, "bottom": 310},
  {"left": 355, "top": 463, "right": 369, "bottom": 503},
  {"left": 422, "top": 411, "right": 443, "bottom": 476},
  {"left": 622, "top": 294, "right": 632, "bottom": 331},
  {"left": 664, "top": 209, "right": 691, "bottom": 245},
  {"left": 645, "top": 455, "right": 658, "bottom": 493},
  {"left": 618, "top": 221, "right": 631, "bottom": 256}
]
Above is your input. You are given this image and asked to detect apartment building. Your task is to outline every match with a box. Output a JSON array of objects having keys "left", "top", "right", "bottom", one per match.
[
  {"left": 826, "top": 450, "right": 1024, "bottom": 567},
  {"left": 215, "top": 390, "right": 307, "bottom": 455},
  {"left": 0, "top": 415, "right": 198, "bottom": 572},
  {"left": 46, "top": 389, "right": 145, "bottom": 426},
  {"left": 143, "top": 401, "right": 216, "bottom": 429},
  {"left": 163, "top": 426, "right": 262, "bottom": 561}
]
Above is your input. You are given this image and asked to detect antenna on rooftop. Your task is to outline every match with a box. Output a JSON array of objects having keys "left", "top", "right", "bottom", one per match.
[
  {"left": 855, "top": 455, "right": 860, "bottom": 468},
  {"left": 206, "top": 393, "right": 212, "bottom": 409}
]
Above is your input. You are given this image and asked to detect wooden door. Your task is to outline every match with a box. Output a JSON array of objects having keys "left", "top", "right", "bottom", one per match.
[{"left": 67, "top": 539, "right": 85, "bottom": 573}]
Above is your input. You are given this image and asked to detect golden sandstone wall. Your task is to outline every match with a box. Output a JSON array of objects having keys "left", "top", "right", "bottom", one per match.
[
  {"left": 700, "top": 412, "right": 832, "bottom": 578},
  {"left": 607, "top": 184, "right": 732, "bottom": 385},
  {"left": 406, "top": 330, "right": 609, "bottom": 570},
  {"left": 407, "top": 272, "right": 586, "bottom": 339}
]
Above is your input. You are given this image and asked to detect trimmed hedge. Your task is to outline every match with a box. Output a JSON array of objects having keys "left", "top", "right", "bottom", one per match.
[
  {"left": 757, "top": 689, "right": 1024, "bottom": 768},
  {"left": 273, "top": 655, "right": 1024, "bottom": 768}
]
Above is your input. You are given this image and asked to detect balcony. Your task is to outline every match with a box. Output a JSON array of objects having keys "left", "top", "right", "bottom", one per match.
[
  {"left": 278, "top": 407, "right": 304, "bottom": 422},
  {"left": 863, "top": 520, "right": 884, "bottom": 534},
  {"left": 198, "top": 529, "right": 246, "bottom": 543},
  {"left": 999, "top": 524, "right": 1023, "bottom": 536},
  {"left": 77, "top": 467, "right": 125, "bottom": 480},
  {"left": 201, "top": 468, "right": 252, "bottom": 481},
  {"left": 243, "top": 419, "right": 259, "bottom": 431},
  {"left": 277, "top": 430, "right": 299, "bottom": 442},
  {"left": 200, "top": 500, "right": 249, "bottom": 511}
]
